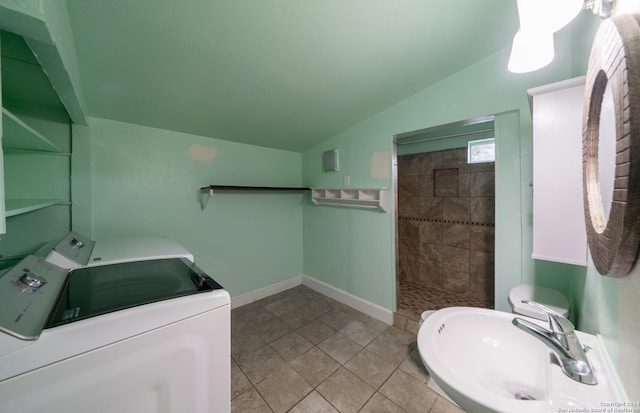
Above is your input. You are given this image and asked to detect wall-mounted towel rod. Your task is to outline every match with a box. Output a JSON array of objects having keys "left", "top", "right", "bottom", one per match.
[
  {"left": 200, "top": 185, "right": 310, "bottom": 191},
  {"left": 199, "top": 185, "right": 310, "bottom": 210}
]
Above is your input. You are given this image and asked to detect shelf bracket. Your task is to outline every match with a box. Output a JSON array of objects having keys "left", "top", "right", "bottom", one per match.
[{"left": 201, "top": 188, "right": 214, "bottom": 211}]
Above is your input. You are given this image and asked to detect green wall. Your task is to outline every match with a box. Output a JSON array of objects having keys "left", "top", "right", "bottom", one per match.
[
  {"left": 615, "top": 267, "right": 640, "bottom": 399},
  {"left": 79, "top": 117, "right": 304, "bottom": 297},
  {"left": 572, "top": 251, "right": 640, "bottom": 400}
]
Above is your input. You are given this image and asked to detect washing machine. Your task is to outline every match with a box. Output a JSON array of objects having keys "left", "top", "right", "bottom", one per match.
[
  {"left": 0, "top": 254, "right": 230, "bottom": 413},
  {"left": 37, "top": 231, "right": 195, "bottom": 269}
]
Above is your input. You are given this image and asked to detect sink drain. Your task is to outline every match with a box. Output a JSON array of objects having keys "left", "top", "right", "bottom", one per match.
[{"left": 514, "top": 392, "right": 536, "bottom": 401}]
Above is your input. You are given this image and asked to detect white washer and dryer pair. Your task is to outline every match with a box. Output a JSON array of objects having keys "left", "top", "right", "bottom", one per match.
[{"left": 0, "top": 231, "right": 230, "bottom": 413}]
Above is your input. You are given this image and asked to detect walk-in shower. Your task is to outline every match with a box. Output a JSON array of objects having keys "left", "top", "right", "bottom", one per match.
[{"left": 394, "top": 117, "right": 496, "bottom": 317}]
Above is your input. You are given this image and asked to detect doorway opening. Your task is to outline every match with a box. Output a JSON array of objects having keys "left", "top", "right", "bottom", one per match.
[{"left": 394, "top": 116, "right": 496, "bottom": 320}]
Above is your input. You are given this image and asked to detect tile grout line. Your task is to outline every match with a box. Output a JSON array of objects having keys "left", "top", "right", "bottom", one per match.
[{"left": 231, "top": 285, "right": 463, "bottom": 412}]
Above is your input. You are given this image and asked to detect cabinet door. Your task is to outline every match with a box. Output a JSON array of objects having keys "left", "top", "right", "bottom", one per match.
[{"left": 530, "top": 77, "right": 587, "bottom": 266}]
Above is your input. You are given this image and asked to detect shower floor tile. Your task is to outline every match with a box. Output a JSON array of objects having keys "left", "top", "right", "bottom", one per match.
[{"left": 397, "top": 279, "right": 493, "bottom": 318}]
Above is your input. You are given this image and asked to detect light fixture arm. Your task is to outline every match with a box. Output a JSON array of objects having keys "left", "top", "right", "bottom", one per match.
[
  {"left": 508, "top": 0, "right": 616, "bottom": 73},
  {"left": 583, "top": 0, "right": 615, "bottom": 18}
]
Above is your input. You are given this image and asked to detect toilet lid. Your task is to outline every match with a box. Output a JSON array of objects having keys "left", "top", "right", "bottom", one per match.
[{"left": 509, "top": 284, "right": 570, "bottom": 320}]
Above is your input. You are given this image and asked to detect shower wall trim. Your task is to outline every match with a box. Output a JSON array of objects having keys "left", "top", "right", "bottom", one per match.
[{"left": 398, "top": 216, "right": 495, "bottom": 227}]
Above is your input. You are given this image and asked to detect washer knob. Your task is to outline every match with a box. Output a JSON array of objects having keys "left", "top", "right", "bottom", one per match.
[
  {"left": 71, "top": 238, "right": 85, "bottom": 248},
  {"left": 19, "top": 272, "right": 47, "bottom": 289}
]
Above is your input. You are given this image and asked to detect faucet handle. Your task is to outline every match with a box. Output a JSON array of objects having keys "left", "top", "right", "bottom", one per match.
[{"left": 521, "top": 300, "right": 574, "bottom": 336}]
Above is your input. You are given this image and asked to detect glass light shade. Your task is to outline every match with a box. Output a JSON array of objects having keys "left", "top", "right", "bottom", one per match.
[
  {"left": 508, "top": 30, "right": 555, "bottom": 73},
  {"left": 517, "top": 0, "right": 584, "bottom": 33}
]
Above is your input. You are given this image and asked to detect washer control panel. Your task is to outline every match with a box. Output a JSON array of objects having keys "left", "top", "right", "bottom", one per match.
[
  {"left": 52, "top": 231, "right": 95, "bottom": 266},
  {"left": 0, "top": 256, "right": 68, "bottom": 340}
]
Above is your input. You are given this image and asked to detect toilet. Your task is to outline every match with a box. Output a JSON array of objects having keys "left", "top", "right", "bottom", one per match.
[
  {"left": 419, "top": 284, "right": 570, "bottom": 324},
  {"left": 419, "top": 310, "right": 436, "bottom": 326},
  {"left": 508, "top": 284, "right": 570, "bottom": 321}
]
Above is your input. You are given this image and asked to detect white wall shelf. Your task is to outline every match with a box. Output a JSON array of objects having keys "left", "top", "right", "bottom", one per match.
[
  {"left": 2, "top": 108, "right": 62, "bottom": 153},
  {"left": 5, "top": 199, "right": 62, "bottom": 217},
  {"left": 311, "top": 187, "right": 388, "bottom": 212}
]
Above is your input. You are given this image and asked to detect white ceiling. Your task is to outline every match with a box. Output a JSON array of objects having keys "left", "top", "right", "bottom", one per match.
[{"left": 66, "top": 0, "right": 519, "bottom": 152}]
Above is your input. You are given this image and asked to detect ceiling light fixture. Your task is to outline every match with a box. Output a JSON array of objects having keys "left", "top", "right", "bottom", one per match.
[
  {"left": 508, "top": 0, "right": 615, "bottom": 73},
  {"left": 508, "top": 29, "right": 555, "bottom": 73}
]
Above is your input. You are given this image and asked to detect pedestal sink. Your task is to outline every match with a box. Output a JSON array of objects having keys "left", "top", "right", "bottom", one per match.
[{"left": 417, "top": 307, "right": 626, "bottom": 413}]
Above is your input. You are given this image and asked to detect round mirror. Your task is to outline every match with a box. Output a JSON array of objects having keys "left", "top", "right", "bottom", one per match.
[{"left": 583, "top": 14, "right": 640, "bottom": 277}]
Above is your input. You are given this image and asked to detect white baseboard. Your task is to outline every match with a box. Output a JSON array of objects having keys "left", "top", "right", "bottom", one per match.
[
  {"left": 230, "top": 274, "right": 394, "bottom": 326},
  {"left": 231, "top": 276, "right": 303, "bottom": 309},
  {"left": 301, "top": 275, "right": 394, "bottom": 325}
]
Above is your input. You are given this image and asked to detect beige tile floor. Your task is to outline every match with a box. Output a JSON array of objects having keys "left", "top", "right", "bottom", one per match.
[{"left": 231, "top": 285, "right": 466, "bottom": 413}]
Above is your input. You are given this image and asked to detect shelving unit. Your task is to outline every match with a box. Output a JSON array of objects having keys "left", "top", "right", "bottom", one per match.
[
  {"left": 311, "top": 187, "right": 388, "bottom": 212},
  {"left": 2, "top": 108, "right": 62, "bottom": 152},
  {"left": 1, "top": 108, "right": 64, "bottom": 221},
  {"left": 4, "top": 199, "right": 63, "bottom": 217},
  {"left": 0, "top": 31, "right": 72, "bottom": 258}
]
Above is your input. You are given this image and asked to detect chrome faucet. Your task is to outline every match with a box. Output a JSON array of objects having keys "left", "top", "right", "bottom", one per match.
[{"left": 512, "top": 300, "right": 597, "bottom": 385}]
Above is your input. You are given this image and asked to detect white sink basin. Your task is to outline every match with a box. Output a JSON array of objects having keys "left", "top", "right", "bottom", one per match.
[{"left": 417, "top": 307, "right": 625, "bottom": 413}]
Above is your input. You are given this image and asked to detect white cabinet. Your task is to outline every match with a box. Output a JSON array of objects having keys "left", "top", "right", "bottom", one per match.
[{"left": 529, "top": 77, "right": 587, "bottom": 266}]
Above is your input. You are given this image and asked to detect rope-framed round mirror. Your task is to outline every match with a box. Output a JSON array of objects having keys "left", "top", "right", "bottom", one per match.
[{"left": 583, "top": 14, "right": 640, "bottom": 276}]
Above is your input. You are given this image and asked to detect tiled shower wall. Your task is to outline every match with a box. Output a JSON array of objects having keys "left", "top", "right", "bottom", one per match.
[{"left": 397, "top": 147, "right": 495, "bottom": 310}]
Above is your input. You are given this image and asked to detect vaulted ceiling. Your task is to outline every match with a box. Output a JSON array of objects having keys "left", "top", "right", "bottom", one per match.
[{"left": 65, "top": 0, "right": 519, "bottom": 152}]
